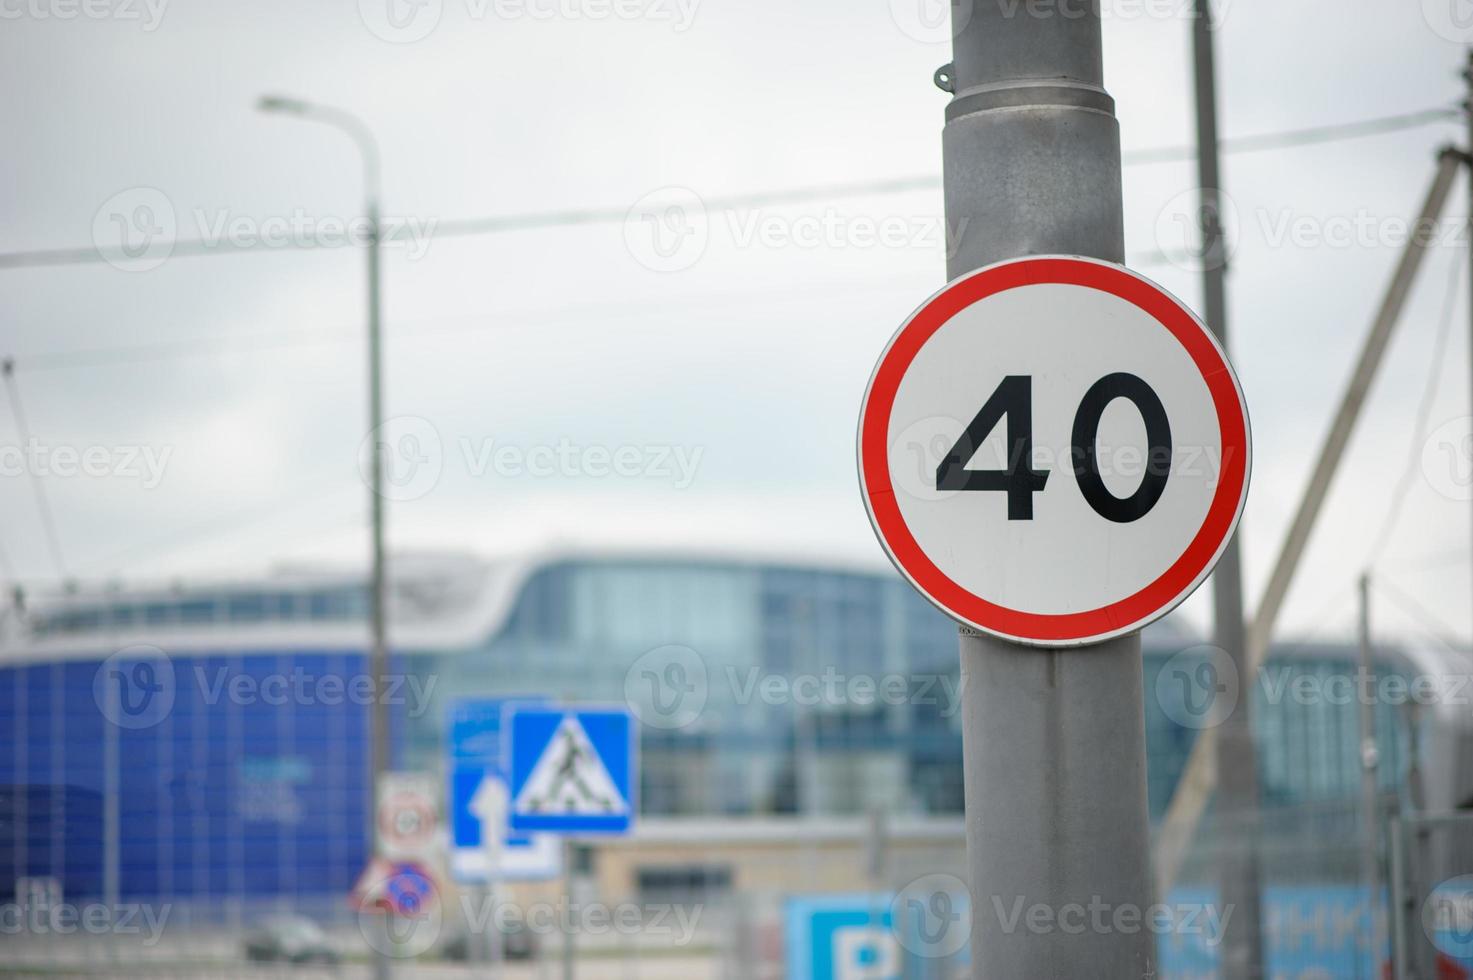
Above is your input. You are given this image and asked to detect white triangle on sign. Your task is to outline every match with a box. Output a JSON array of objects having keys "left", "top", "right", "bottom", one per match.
[{"left": 513, "top": 715, "right": 629, "bottom": 817}]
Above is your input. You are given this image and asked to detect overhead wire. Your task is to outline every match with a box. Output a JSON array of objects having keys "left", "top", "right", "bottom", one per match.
[
  {"left": 1364, "top": 245, "right": 1465, "bottom": 568},
  {"left": 0, "top": 106, "right": 1457, "bottom": 271},
  {"left": 1, "top": 359, "right": 70, "bottom": 580}
]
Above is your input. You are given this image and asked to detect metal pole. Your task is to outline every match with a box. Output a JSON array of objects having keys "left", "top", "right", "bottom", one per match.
[
  {"left": 103, "top": 679, "right": 119, "bottom": 911},
  {"left": 943, "top": 5, "right": 1153, "bottom": 972},
  {"left": 254, "top": 108, "right": 388, "bottom": 969},
  {"left": 1389, "top": 816, "right": 1410, "bottom": 980},
  {"left": 367, "top": 200, "right": 389, "bottom": 835},
  {"left": 1190, "top": 3, "right": 1264, "bottom": 976},
  {"left": 1155, "top": 148, "right": 1464, "bottom": 895},
  {"left": 562, "top": 838, "right": 576, "bottom": 980},
  {"left": 478, "top": 777, "right": 508, "bottom": 967},
  {"left": 353, "top": 121, "right": 390, "bottom": 980},
  {"left": 1465, "top": 49, "right": 1473, "bottom": 640},
  {"left": 1358, "top": 572, "right": 1382, "bottom": 978}
]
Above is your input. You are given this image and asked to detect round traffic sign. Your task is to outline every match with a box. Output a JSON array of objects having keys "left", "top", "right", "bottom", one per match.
[
  {"left": 857, "top": 255, "right": 1250, "bottom": 647},
  {"left": 379, "top": 791, "right": 436, "bottom": 852}
]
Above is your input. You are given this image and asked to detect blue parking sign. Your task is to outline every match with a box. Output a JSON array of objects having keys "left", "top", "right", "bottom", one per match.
[{"left": 786, "top": 895, "right": 899, "bottom": 980}]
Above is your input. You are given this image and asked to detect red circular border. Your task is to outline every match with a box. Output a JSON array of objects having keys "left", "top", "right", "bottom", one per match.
[
  {"left": 379, "top": 793, "right": 435, "bottom": 843},
  {"left": 859, "top": 256, "right": 1249, "bottom": 644}
]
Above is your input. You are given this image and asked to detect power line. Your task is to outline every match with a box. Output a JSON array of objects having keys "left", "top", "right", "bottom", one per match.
[
  {"left": 433, "top": 176, "right": 944, "bottom": 240},
  {"left": 7, "top": 262, "right": 1170, "bottom": 372},
  {"left": 1288, "top": 580, "right": 1358, "bottom": 643},
  {"left": 6, "top": 274, "right": 945, "bottom": 372},
  {"left": 1121, "top": 106, "right": 1457, "bottom": 165},
  {"left": 0, "top": 106, "right": 1459, "bottom": 585},
  {"left": 0, "top": 106, "right": 1456, "bottom": 272},
  {"left": 1387, "top": 546, "right": 1470, "bottom": 571},
  {"left": 1365, "top": 246, "right": 1464, "bottom": 567},
  {"left": 1, "top": 359, "right": 69, "bottom": 580},
  {"left": 0, "top": 526, "right": 15, "bottom": 584},
  {"left": 1371, "top": 574, "right": 1466, "bottom": 650},
  {"left": 17, "top": 324, "right": 355, "bottom": 372},
  {"left": 81, "top": 475, "right": 355, "bottom": 577}
]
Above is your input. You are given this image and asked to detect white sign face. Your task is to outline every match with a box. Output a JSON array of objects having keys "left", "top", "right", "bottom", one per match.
[
  {"left": 377, "top": 772, "right": 439, "bottom": 860},
  {"left": 858, "top": 256, "right": 1250, "bottom": 646}
]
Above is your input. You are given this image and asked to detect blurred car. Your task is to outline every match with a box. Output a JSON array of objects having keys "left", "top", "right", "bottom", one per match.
[
  {"left": 243, "top": 915, "right": 339, "bottom": 965},
  {"left": 441, "top": 920, "right": 538, "bottom": 961}
]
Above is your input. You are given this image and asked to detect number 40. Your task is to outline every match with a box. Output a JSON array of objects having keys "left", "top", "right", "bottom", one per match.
[{"left": 934, "top": 373, "right": 1172, "bottom": 524}]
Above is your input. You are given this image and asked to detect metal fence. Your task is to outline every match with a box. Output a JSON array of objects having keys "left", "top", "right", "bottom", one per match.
[
  {"left": 7, "top": 802, "right": 1473, "bottom": 979},
  {"left": 1391, "top": 810, "right": 1473, "bottom": 979}
]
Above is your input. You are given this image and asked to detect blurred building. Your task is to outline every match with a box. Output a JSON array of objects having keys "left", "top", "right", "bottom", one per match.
[{"left": 0, "top": 549, "right": 1463, "bottom": 911}]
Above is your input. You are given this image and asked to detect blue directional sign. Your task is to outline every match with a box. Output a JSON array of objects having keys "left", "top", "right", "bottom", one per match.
[
  {"left": 445, "top": 698, "right": 559, "bottom": 881},
  {"left": 506, "top": 706, "right": 636, "bottom": 835}
]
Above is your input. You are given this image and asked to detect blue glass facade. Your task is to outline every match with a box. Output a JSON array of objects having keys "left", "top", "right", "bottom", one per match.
[
  {"left": 0, "top": 555, "right": 1416, "bottom": 902},
  {"left": 0, "top": 651, "right": 399, "bottom": 904}
]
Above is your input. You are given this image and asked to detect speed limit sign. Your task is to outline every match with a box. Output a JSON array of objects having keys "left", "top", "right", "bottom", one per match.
[{"left": 857, "top": 256, "right": 1250, "bottom": 647}]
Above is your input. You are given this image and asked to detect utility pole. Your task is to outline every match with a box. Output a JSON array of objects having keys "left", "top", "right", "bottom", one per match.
[
  {"left": 1357, "top": 572, "right": 1382, "bottom": 978},
  {"left": 1190, "top": 3, "right": 1264, "bottom": 977},
  {"left": 257, "top": 95, "right": 389, "bottom": 979},
  {"left": 1154, "top": 146, "right": 1463, "bottom": 896},
  {"left": 943, "top": 4, "right": 1154, "bottom": 976},
  {"left": 1464, "top": 49, "right": 1473, "bottom": 636}
]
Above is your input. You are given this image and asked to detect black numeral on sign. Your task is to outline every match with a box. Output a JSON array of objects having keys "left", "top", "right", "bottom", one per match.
[
  {"left": 935, "top": 375, "right": 1051, "bottom": 520},
  {"left": 936, "top": 373, "right": 1172, "bottom": 523},
  {"left": 1071, "top": 372, "right": 1172, "bottom": 524}
]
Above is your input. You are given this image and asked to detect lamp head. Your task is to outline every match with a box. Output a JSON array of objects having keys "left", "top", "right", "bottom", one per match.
[{"left": 257, "top": 94, "right": 311, "bottom": 115}]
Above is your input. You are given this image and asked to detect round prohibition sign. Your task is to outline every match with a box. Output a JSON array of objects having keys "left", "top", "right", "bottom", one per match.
[
  {"left": 380, "top": 792, "right": 436, "bottom": 847},
  {"left": 857, "top": 256, "right": 1250, "bottom": 647}
]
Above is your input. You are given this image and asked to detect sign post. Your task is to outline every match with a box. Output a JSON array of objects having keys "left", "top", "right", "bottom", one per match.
[
  {"left": 472, "top": 775, "right": 508, "bottom": 966},
  {"left": 504, "top": 705, "right": 637, "bottom": 980},
  {"left": 859, "top": 8, "right": 1250, "bottom": 975}
]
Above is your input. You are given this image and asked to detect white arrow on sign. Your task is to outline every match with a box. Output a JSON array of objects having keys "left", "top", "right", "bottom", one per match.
[{"left": 469, "top": 774, "right": 508, "bottom": 875}]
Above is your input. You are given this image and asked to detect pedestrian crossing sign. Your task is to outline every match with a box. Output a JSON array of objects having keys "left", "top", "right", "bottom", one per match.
[{"left": 506, "top": 706, "right": 636, "bottom": 835}]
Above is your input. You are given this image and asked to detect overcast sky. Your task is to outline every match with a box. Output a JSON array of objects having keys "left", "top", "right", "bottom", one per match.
[{"left": 2, "top": 0, "right": 1472, "bottom": 647}]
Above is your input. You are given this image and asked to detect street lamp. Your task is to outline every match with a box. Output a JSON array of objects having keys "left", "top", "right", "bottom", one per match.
[{"left": 257, "top": 93, "right": 390, "bottom": 946}]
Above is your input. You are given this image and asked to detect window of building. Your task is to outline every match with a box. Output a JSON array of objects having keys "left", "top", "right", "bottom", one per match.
[{"left": 636, "top": 864, "right": 732, "bottom": 905}]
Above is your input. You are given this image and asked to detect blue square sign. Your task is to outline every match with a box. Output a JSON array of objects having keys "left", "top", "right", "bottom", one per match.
[
  {"left": 446, "top": 698, "right": 559, "bottom": 881},
  {"left": 506, "top": 706, "right": 636, "bottom": 835}
]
